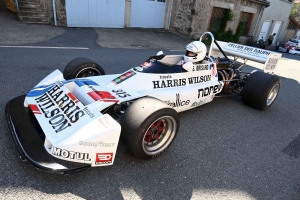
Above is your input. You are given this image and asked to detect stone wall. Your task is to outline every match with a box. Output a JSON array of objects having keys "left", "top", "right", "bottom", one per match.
[
  {"left": 170, "top": 0, "right": 265, "bottom": 43},
  {"left": 40, "top": 0, "right": 66, "bottom": 26}
]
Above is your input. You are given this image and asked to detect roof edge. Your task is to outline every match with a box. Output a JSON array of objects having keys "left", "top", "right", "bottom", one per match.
[
  {"left": 249, "top": 0, "right": 270, "bottom": 7},
  {"left": 289, "top": 16, "right": 300, "bottom": 29}
]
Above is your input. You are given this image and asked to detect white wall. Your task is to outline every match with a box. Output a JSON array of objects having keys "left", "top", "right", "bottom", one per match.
[{"left": 255, "top": 0, "right": 294, "bottom": 44}]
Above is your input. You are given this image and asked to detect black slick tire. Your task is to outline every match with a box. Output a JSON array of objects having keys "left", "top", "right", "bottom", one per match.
[
  {"left": 120, "top": 97, "right": 180, "bottom": 159},
  {"left": 63, "top": 57, "right": 105, "bottom": 80},
  {"left": 242, "top": 72, "right": 280, "bottom": 110}
]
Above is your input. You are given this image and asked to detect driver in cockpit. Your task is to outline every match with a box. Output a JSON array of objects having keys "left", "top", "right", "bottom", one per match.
[{"left": 181, "top": 41, "right": 207, "bottom": 72}]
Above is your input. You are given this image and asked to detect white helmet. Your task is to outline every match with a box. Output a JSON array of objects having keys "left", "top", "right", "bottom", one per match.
[{"left": 184, "top": 41, "right": 207, "bottom": 63}]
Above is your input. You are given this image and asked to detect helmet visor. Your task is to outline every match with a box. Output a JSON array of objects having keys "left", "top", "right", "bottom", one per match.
[{"left": 186, "top": 50, "right": 197, "bottom": 57}]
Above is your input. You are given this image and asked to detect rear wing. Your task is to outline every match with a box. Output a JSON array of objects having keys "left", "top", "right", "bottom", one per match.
[
  {"left": 199, "top": 32, "right": 282, "bottom": 74},
  {"left": 211, "top": 41, "right": 282, "bottom": 74}
]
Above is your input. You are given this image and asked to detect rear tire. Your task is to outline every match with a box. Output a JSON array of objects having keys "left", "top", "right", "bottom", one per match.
[
  {"left": 242, "top": 72, "right": 280, "bottom": 110},
  {"left": 63, "top": 57, "right": 105, "bottom": 80},
  {"left": 120, "top": 97, "right": 180, "bottom": 159}
]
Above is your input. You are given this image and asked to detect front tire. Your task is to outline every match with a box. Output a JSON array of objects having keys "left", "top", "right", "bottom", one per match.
[
  {"left": 242, "top": 72, "right": 280, "bottom": 110},
  {"left": 120, "top": 97, "right": 180, "bottom": 159},
  {"left": 63, "top": 57, "right": 105, "bottom": 80}
]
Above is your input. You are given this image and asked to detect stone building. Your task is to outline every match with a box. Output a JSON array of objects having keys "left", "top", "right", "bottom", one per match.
[
  {"left": 40, "top": 0, "right": 66, "bottom": 26},
  {"left": 169, "top": 0, "right": 270, "bottom": 43}
]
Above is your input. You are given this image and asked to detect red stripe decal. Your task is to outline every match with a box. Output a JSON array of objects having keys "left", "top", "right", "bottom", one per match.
[
  {"left": 68, "top": 92, "right": 79, "bottom": 104},
  {"left": 88, "top": 91, "right": 119, "bottom": 103},
  {"left": 29, "top": 104, "right": 41, "bottom": 114}
]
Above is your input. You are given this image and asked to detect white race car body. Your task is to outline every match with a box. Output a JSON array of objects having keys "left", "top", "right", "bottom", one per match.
[
  {"left": 8, "top": 54, "right": 224, "bottom": 172},
  {"left": 5, "top": 32, "right": 282, "bottom": 173}
]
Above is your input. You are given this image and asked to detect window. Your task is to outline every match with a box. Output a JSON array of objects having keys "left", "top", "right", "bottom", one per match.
[
  {"left": 208, "top": 7, "right": 226, "bottom": 32},
  {"left": 239, "top": 12, "right": 253, "bottom": 36},
  {"left": 287, "top": 21, "right": 297, "bottom": 30}
]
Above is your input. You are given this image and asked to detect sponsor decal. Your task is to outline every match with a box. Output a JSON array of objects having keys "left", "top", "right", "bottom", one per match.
[
  {"left": 153, "top": 79, "right": 186, "bottom": 89},
  {"left": 141, "top": 61, "right": 152, "bottom": 68},
  {"left": 188, "top": 75, "right": 211, "bottom": 84},
  {"left": 83, "top": 107, "right": 94, "bottom": 118},
  {"left": 29, "top": 104, "right": 41, "bottom": 114},
  {"left": 95, "top": 153, "right": 113, "bottom": 165},
  {"left": 34, "top": 84, "right": 85, "bottom": 133},
  {"left": 198, "top": 84, "right": 222, "bottom": 98},
  {"left": 79, "top": 141, "right": 115, "bottom": 148},
  {"left": 112, "top": 71, "right": 136, "bottom": 85},
  {"left": 112, "top": 89, "right": 131, "bottom": 98},
  {"left": 88, "top": 90, "right": 119, "bottom": 102},
  {"left": 74, "top": 80, "right": 99, "bottom": 87},
  {"left": 99, "top": 115, "right": 115, "bottom": 128},
  {"left": 152, "top": 75, "right": 211, "bottom": 89},
  {"left": 160, "top": 75, "right": 172, "bottom": 79},
  {"left": 86, "top": 83, "right": 118, "bottom": 102},
  {"left": 27, "top": 79, "right": 98, "bottom": 98},
  {"left": 52, "top": 147, "right": 91, "bottom": 161},
  {"left": 164, "top": 93, "right": 190, "bottom": 108},
  {"left": 67, "top": 92, "right": 79, "bottom": 104},
  {"left": 265, "top": 58, "right": 278, "bottom": 71},
  {"left": 194, "top": 64, "right": 209, "bottom": 71},
  {"left": 191, "top": 99, "right": 206, "bottom": 107},
  {"left": 27, "top": 84, "right": 56, "bottom": 97},
  {"left": 210, "top": 64, "right": 217, "bottom": 77},
  {"left": 226, "top": 43, "right": 271, "bottom": 56}
]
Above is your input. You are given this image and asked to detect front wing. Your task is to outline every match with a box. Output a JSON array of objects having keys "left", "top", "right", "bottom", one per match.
[
  {"left": 6, "top": 95, "right": 91, "bottom": 174},
  {"left": 5, "top": 68, "right": 123, "bottom": 173}
]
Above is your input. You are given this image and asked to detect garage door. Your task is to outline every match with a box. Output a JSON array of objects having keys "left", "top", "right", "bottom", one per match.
[
  {"left": 66, "top": 0, "right": 125, "bottom": 28},
  {"left": 130, "top": 0, "right": 167, "bottom": 28},
  {"left": 258, "top": 20, "right": 271, "bottom": 41},
  {"left": 271, "top": 21, "right": 282, "bottom": 45}
]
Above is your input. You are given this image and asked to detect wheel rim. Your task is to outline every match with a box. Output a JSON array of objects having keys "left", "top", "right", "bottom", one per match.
[
  {"left": 142, "top": 116, "right": 177, "bottom": 156},
  {"left": 267, "top": 83, "right": 280, "bottom": 106},
  {"left": 75, "top": 66, "right": 102, "bottom": 78}
]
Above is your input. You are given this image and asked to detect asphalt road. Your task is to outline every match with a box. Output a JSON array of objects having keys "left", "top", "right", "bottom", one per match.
[{"left": 1, "top": 15, "right": 300, "bottom": 200}]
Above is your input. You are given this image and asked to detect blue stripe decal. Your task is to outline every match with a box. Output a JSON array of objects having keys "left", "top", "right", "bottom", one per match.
[
  {"left": 26, "top": 83, "right": 56, "bottom": 97},
  {"left": 26, "top": 79, "right": 99, "bottom": 97},
  {"left": 74, "top": 79, "right": 99, "bottom": 87}
]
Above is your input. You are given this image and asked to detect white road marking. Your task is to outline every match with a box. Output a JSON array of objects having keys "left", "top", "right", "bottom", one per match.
[
  {"left": 0, "top": 45, "right": 89, "bottom": 50},
  {"left": 191, "top": 189, "right": 256, "bottom": 200},
  {"left": 120, "top": 188, "right": 141, "bottom": 200}
]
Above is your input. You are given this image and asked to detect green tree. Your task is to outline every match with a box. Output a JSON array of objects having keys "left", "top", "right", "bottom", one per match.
[
  {"left": 202, "top": 9, "right": 243, "bottom": 45},
  {"left": 212, "top": 9, "right": 243, "bottom": 43},
  {"left": 291, "top": 3, "right": 300, "bottom": 18}
]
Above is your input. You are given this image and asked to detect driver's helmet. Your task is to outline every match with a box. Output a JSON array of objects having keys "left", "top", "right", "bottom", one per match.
[{"left": 184, "top": 41, "right": 207, "bottom": 63}]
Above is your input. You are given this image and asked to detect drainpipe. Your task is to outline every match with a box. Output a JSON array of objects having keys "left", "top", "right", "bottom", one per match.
[
  {"left": 52, "top": 0, "right": 57, "bottom": 26},
  {"left": 252, "top": 6, "right": 262, "bottom": 39},
  {"left": 168, "top": 0, "right": 173, "bottom": 30},
  {"left": 14, "top": 0, "right": 19, "bottom": 11}
]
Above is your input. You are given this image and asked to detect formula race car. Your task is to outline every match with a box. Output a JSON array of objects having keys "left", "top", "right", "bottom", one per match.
[{"left": 5, "top": 32, "right": 282, "bottom": 174}]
